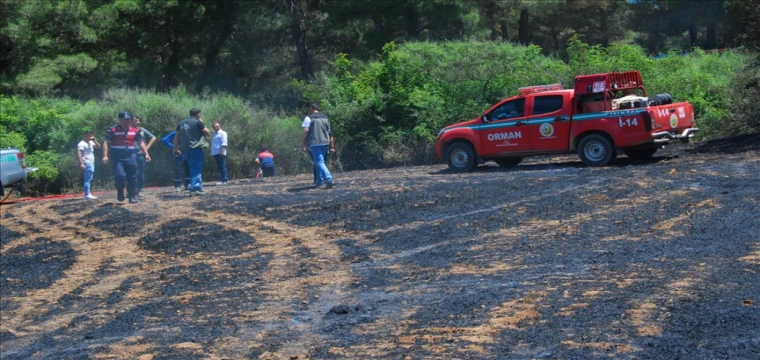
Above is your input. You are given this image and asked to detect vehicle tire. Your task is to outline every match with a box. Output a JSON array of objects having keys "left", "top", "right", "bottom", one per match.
[
  {"left": 445, "top": 142, "right": 477, "bottom": 173},
  {"left": 626, "top": 148, "right": 657, "bottom": 161},
  {"left": 0, "top": 181, "right": 4, "bottom": 196},
  {"left": 578, "top": 134, "right": 616, "bottom": 166},
  {"left": 495, "top": 158, "right": 523, "bottom": 168}
]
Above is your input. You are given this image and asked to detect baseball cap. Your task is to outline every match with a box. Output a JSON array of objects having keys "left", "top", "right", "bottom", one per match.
[{"left": 118, "top": 111, "right": 132, "bottom": 120}]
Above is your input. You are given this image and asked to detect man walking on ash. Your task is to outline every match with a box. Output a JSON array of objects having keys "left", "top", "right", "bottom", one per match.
[
  {"left": 210, "top": 122, "right": 228, "bottom": 185},
  {"left": 301, "top": 103, "right": 335, "bottom": 188},
  {"left": 173, "top": 108, "right": 210, "bottom": 196},
  {"left": 102, "top": 111, "right": 151, "bottom": 203}
]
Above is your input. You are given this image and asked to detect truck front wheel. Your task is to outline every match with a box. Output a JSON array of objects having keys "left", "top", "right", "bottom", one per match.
[
  {"left": 445, "top": 142, "right": 477, "bottom": 173},
  {"left": 578, "top": 134, "right": 616, "bottom": 166}
]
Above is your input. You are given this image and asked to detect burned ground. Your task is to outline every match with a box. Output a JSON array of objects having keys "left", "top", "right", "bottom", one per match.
[{"left": 1, "top": 134, "right": 759, "bottom": 359}]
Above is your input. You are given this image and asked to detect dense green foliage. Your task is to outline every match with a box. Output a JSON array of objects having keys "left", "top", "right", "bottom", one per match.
[
  {"left": 1, "top": 0, "right": 759, "bottom": 195},
  {"left": 2, "top": 39, "right": 756, "bottom": 195},
  {"left": 1, "top": 0, "right": 757, "bottom": 98},
  {"left": 0, "top": 91, "right": 305, "bottom": 194}
]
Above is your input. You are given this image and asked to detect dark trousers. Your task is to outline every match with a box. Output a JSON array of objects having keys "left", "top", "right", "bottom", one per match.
[
  {"left": 136, "top": 154, "right": 146, "bottom": 191},
  {"left": 173, "top": 154, "right": 190, "bottom": 189},
  {"left": 213, "top": 154, "right": 228, "bottom": 182},
  {"left": 262, "top": 166, "right": 275, "bottom": 177},
  {"left": 112, "top": 153, "right": 137, "bottom": 197}
]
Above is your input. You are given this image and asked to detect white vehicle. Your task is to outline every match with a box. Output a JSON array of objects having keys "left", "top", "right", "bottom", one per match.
[{"left": 1, "top": 148, "right": 38, "bottom": 196}]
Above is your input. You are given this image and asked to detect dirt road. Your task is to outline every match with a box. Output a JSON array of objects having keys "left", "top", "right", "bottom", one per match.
[{"left": 2, "top": 135, "right": 759, "bottom": 359}]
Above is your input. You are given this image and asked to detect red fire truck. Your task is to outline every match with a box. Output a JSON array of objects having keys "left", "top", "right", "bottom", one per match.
[{"left": 435, "top": 71, "right": 698, "bottom": 172}]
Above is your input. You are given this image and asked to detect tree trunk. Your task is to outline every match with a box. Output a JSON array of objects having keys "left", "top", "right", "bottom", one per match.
[
  {"left": 405, "top": 0, "right": 420, "bottom": 37},
  {"left": 197, "top": 12, "right": 236, "bottom": 93},
  {"left": 518, "top": 9, "right": 530, "bottom": 45},
  {"left": 287, "top": 0, "right": 314, "bottom": 80},
  {"left": 500, "top": 19, "right": 509, "bottom": 42},
  {"left": 599, "top": 8, "right": 609, "bottom": 47},
  {"left": 707, "top": 23, "right": 717, "bottom": 49},
  {"left": 484, "top": 1, "right": 498, "bottom": 41},
  {"left": 689, "top": 22, "right": 698, "bottom": 48},
  {"left": 163, "top": 39, "right": 182, "bottom": 91},
  {"left": 551, "top": 24, "right": 559, "bottom": 52}
]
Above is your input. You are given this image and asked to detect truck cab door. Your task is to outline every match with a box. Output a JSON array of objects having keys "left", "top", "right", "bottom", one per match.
[
  {"left": 479, "top": 98, "right": 531, "bottom": 156},
  {"left": 527, "top": 94, "right": 571, "bottom": 152}
]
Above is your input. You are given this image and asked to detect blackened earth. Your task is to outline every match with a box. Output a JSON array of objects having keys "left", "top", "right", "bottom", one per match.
[{"left": 1, "top": 134, "right": 759, "bottom": 359}]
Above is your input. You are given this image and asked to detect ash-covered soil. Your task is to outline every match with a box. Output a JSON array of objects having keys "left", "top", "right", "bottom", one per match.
[{"left": 1, "top": 135, "right": 759, "bottom": 359}]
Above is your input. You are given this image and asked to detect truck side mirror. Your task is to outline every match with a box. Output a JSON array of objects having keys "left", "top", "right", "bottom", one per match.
[{"left": 482, "top": 115, "right": 489, "bottom": 123}]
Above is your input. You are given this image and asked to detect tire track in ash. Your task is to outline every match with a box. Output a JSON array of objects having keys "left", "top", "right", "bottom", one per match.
[
  {"left": 142, "top": 205, "right": 358, "bottom": 359},
  {"left": 355, "top": 177, "right": 607, "bottom": 267},
  {"left": 1, "top": 200, "right": 156, "bottom": 356}
]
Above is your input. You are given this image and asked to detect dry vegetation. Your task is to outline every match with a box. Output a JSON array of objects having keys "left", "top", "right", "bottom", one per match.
[{"left": 1, "top": 135, "right": 759, "bottom": 359}]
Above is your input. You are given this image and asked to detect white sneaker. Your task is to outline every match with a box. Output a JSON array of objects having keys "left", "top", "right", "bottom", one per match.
[{"left": 84, "top": 195, "right": 98, "bottom": 200}]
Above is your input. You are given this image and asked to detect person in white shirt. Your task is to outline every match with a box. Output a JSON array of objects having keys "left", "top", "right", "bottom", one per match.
[
  {"left": 77, "top": 130, "right": 101, "bottom": 199},
  {"left": 210, "top": 122, "right": 228, "bottom": 185}
]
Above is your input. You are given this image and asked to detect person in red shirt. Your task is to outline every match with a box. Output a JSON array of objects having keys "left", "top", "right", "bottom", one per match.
[{"left": 255, "top": 146, "right": 275, "bottom": 177}]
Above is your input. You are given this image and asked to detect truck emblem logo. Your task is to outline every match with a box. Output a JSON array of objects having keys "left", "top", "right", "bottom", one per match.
[
  {"left": 488, "top": 132, "right": 522, "bottom": 141},
  {"left": 670, "top": 114, "right": 678, "bottom": 128},
  {"left": 539, "top": 123, "right": 554, "bottom": 137}
]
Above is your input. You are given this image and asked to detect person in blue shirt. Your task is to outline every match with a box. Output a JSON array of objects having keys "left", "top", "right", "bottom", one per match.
[{"left": 162, "top": 131, "right": 190, "bottom": 192}]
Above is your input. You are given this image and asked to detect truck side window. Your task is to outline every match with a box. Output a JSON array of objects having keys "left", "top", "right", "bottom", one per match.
[
  {"left": 533, "top": 95, "right": 563, "bottom": 115},
  {"left": 490, "top": 98, "right": 526, "bottom": 120}
]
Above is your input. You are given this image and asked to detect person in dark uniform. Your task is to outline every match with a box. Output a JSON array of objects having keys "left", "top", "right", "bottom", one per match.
[
  {"left": 255, "top": 146, "right": 275, "bottom": 177},
  {"left": 102, "top": 111, "right": 151, "bottom": 203}
]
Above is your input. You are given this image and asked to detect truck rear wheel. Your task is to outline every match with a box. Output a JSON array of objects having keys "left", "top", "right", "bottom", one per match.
[
  {"left": 495, "top": 158, "right": 522, "bottom": 168},
  {"left": 626, "top": 148, "right": 657, "bottom": 161},
  {"left": 445, "top": 142, "right": 477, "bottom": 173},
  {"left": 578, "top": 134, "right": 616, "bottom": 166}
]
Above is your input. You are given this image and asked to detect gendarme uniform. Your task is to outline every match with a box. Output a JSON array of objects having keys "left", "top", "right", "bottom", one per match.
[{"left": 106, "top": 123, "right": 142, "bottom": 200}]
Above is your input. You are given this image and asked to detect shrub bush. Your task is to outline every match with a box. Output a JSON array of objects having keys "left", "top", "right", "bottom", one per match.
[{"left": 1, "top": 39, "right": 756, "bottom": 195}]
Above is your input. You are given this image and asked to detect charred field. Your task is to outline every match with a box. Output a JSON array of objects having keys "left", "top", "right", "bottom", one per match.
[{"left": 1, "top": 135, "right": 759, "bottom": 359}]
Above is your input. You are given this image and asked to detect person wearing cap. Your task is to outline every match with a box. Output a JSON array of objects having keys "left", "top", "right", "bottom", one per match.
[
  {"left": 173, "top": 108, "right": 211, "bottom": 196},
  {"left": 77, "top": 130, "right": 101, "bottom": 200},
  {"left": 131, "top": 115, "right": 156, "bottom": 197},
  {"left": 102, "top": 111, "right": 151, "bottom": 203},
  {"left": 255, "top": 146, "right": 275, "bottom": 177}
]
